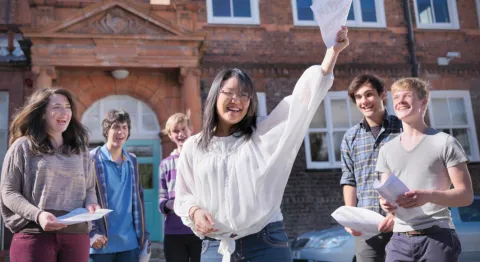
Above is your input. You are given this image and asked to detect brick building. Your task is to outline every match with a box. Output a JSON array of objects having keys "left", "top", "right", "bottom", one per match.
[{"left": 0, "top": 0, "right": 479, "bottom": 247}]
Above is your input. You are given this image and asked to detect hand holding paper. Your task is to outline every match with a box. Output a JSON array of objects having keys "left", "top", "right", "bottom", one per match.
[
  {"left": 56, "top": 208, "right": 112, "bottom": 225},
  {"left": 310, "top": 0, "right": 353, "bottom": 48},
  {"left": 331, "top": 206, "right": 385, "bottom": 239}
]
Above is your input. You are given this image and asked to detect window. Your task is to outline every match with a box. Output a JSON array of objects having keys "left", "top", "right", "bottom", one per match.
[
  {"left": 81, "top": 95, "right": 161, "bottom": 142},
  {"left": 428, "top": 91, "right": 480, "bottom": 161},
  {"left": 207, "top": 0, "right": 260, "bottom": 25},
  {"left": 0, "top": 92, "right": 8, "bottom": 169},
  {"left": 292, "top": 0, "right": 386, "bottom": 28},
  {"left": 413, "top": 0, "right": 460, "bottom": 29},
  {"left": 257, "top": 92, "right": 267, "bottom": 117},
  {"left": 477, "top": 0, "right": 480, "bottom": 28},
  {"left": 305, "top": 91, "right": 364, "bottom": 169}
]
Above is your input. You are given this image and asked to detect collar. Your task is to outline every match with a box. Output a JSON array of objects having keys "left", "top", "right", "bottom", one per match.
[
  {"left": 100, "top": 144, "right": 129, "bottom": 163},
  {"left": 359, "top": 110, "right": 390, "bottom": 131}
]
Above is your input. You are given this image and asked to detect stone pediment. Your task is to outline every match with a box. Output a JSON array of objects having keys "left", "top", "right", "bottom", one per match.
[
  {"left": 34, "top": 1, "right": 191, "bottom": 38},
  {"left": 59, "top": 7, "right": 175, "bottom": 36}
]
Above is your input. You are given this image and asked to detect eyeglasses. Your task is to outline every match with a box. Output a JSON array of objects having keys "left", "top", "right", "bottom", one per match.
[{"left": 219, "top": 90, "right": 251, "bottom": 102}]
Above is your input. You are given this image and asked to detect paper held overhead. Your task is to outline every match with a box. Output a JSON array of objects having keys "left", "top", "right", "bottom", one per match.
[
  {"left": 331, "top": 206, "right": 385, "bottom": 240},
  {"left": 310, "top": 0, "right": 352, "bottom": 48}
]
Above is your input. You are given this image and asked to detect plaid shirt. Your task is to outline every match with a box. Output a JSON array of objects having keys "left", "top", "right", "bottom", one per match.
[{"left": 340, "top": 111, "right": 402, "bottom": 214}]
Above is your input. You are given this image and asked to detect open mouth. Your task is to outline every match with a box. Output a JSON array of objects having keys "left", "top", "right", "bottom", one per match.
[
  {"left": 57, "top": 119, "right": 67, "bottom": 125},
  {"left": 227, "top": 106, "right": 242, "bottom": 113}
]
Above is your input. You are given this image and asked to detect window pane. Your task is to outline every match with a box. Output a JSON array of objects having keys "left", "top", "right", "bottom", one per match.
[
  {"left": 459, "top": 199, "right": 480, "bottom": 222},
  {"left": 233, "top": 0, "right": 251, "bottom": 17},
  {"left": 212, "top": 0, "right": 231, "bottom": 17},
  {"left": 441, "top": 128, "right": 451, "bottom": 135},
  {"left": 0, "top": 93, "right": 8, "bottom": 127},
  {"left": 431, "top": 98, "right": 450, "bottom": 126},
  {"left": 138, "top": 163, "right": 154, "bottom": 189},
  {"left": 331, "top": 99, "right": 350, "bottom": 128},
  {"left": 347, "top": 3, "right": 355, "bottom": 20},
  {"left": 449, "top": 98, "right": 468, "bottom": 126},
  {"left": 333, "top": 131, "right": 346, "bottom": 162},
  {"left": 417, "top": 0, "right": 434, "bottom": 24},
  {"left": 452, "top": 129, "right": 471, "bottom": 156},
  {"left": 297, "top": 0, "right": 314, "bottom": 21},
  {"left": 0, "top": 130, "right": 6, "bottom": 152},
  {"left": 350, "top": 101, "right": 363, "bottom": 124},
  {"left": 309, "top": 132, "right": 329, "bottom": 162},
  {"left": 360, "top": 0, "right": 377, "bottom": 22},
  {"left": 125, "top": 145, "right": 154, "bottom": 157},
  {"left": 142, "top": 114, "right": 157, "bottom": 131},
  {"left": 433, "top": 0, "right": 450, "bottom": 23},
  {"left": 311, "top": 103, "right": 326, "bottom": 128}
]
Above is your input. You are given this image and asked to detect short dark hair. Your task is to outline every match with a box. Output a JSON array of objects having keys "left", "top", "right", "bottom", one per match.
[
  {"left": 101, "top": 109, "right": 132, "bottom": 140},
  {"left": 347, "top": 74, "right": 385, "bottom": 103},
  {"left": 198, "top": 68, "right": 258, "bottom": 151}
]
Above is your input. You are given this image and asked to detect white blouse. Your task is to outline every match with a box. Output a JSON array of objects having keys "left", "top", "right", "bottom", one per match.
[{"left": 174, "top": 66, "right": 334, "bottom": 261}]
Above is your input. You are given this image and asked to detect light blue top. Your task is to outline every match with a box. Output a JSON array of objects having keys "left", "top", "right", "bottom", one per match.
[{"left": 90, "top": 145, "right": 139, "bottom": 254}]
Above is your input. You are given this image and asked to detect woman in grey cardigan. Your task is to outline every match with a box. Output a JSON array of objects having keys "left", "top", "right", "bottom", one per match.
[{"left": 0, "top": 87, "right": 100, "bottom": 262}]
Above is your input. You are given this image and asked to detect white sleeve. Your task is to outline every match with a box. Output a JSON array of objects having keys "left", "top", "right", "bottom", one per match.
[
  {"left": 173, "top": 138, "right": 198, "bottom": 231},
  {"left": 248, "top": 65, "right": 333, "bottom": 205}
]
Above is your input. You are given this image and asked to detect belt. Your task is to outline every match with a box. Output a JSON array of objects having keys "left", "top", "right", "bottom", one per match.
[{"left": 397, "top": 226, "right": 450, "bottom": 236}]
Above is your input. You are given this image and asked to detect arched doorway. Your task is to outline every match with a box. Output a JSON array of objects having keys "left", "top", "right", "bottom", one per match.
[{"left": 81, "top": 95, "right": 164, "bottom": 241}]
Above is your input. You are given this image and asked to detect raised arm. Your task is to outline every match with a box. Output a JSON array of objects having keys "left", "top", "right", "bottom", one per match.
[{"left": 320, "top": 26, "right": 349, "bottom": 75}]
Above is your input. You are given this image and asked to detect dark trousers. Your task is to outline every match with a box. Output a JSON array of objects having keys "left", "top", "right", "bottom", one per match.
[
  {"left": 355, "top": 232, "right": 392, "bottom": 262},
  {"left": 164, "top": 234, "right": 202, "bottom": 262},
  {"left": 89, "top": 248, "right": 140, "bottom": 262},
  {"left": 10, "top": 233, "right": 90, "bottom": 262},
  {"left": 386, "top": 229, "right": 461, "bottom": 262}
]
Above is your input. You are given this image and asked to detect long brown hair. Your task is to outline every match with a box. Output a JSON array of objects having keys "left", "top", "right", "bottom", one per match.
[{"left": 9, "top": 88, "right": 89, "bottom": 155}]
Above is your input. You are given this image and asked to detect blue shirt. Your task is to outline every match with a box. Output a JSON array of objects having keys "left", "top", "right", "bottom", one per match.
[
  {"left": 90, "top": 145, "right": 139, "bottom": 254},
  {"left": 340, "top": 112, "right": 402, "bottom": 214}
]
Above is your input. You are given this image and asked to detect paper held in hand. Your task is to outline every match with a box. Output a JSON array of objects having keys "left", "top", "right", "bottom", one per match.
[
  {"left": 310, "top": 0, "right": 352, "bottom": 48},
  {"left": 56, "top": 208, "right": 113, "bottom": 225},
  {"left": 373, "top": 174, "right": 424, "bottom": 220},
  {"left": 331, "top": 206, "right": 385, "bottom": 239}
]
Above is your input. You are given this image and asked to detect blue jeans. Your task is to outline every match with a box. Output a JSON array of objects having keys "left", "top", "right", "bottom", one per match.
[
  {"left": 201, "top": 221, "right": 292, "bottom": 262},
  {"left": 89, "top": 248, "right": 140, "bottom": 262}
]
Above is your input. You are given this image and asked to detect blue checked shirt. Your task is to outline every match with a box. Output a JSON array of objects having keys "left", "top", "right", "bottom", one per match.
[{"left": 340, "top": 111, "right": 402, "bottom": 214}]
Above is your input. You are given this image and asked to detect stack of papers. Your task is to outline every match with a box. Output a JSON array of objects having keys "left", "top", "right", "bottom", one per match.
[
  {"left": 56, "top": 208, "right": 113, "bottom": 225},
  {"left": 373, "top": 174, "right": 424, "bottom": 220},
  {"left": 331, "top": 206, "right": 385, "bottom": 239},
  {"left": 310, "top": 0, "right": 353, "bottom": 48}
]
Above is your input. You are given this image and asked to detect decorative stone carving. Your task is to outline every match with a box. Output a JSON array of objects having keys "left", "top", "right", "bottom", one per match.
[{"left": 60, "top": 7, "right": 174, "bottom": 36}]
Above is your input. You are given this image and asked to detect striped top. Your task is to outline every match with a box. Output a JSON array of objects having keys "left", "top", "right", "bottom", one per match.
[
  {"left": 340, "top": 112, "right": 402, "bottom": 214},
  {"left": 159, "top": 149, "right": 194, "bottom": 235}
]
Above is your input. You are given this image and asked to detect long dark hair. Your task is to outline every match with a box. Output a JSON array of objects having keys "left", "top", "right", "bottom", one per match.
[
  {"left": 9, "top": 87, "right": 89, "bottom": 155},
  {"left": 198, "top": 68, "right": 258, "bottom": 150}
]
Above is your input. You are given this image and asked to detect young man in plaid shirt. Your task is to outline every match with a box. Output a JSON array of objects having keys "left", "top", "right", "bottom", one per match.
[{"left": 340, "top": 74, "right": 402, "bottom": 262}]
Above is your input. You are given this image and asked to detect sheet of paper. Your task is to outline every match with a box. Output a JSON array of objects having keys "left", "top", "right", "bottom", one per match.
[
  {"left": 310, "top": 0, "right": 352, "bottom": 48},
  {"left": 139, "top": 241, "right": 152, "bottom": 262},
  {"left": 373, "top": 174, "right": 424, "bottom": 220},
  {"left": 56, "top": 208, "right": 113, "bottom": 225},
  {"left": 331, "top": 206, "right": 385, "bottom": 239}
]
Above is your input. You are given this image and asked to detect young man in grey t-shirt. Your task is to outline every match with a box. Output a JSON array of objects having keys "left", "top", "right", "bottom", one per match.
[{"left": 376, "top": 78, "right": 473, "bottom": 262}]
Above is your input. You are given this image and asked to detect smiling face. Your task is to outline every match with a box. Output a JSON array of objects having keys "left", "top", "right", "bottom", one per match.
[
  {"left": 216, "top": 77, "right": 251, "bottom": 131},
  {"left": 392, "top": 87, "right": 427, "bottom": 123},
  {"left": 106, "top": 121, "right": 129, "bottom": 150},
  {"left": 353, "top": 83, "right": 385, "bottom": 119},
  {"left": 44, "top": 94, "right": 72, "bottom": 137},
  {"left": 168, "top": 122, "right": 192, "bottom": 149}
]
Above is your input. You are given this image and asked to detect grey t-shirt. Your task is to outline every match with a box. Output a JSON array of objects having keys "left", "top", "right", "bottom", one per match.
[{"left": 376, "top": 128, "right": 469, "bottom": 232}]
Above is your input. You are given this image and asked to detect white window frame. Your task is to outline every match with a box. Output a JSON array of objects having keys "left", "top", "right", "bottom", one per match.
[
  {"left": 0, "top": 92, "right": 8, "bottom": 169},
  {"left": 256, "top": 92, "right": 267, "bottom": 117},
  {"left": 477, "top": 0, "right": 480, "bottom": 28},
  {"left": 81, "top": 95, "right": 161, "bottom": 142},
  {"left": 206, "top": 0, "right": 260, "bottom": 25},
  {"left": 428, "top": 90, "right": 480, "bottom": 161},
  {"left": 305, "top": 91, "right": 359, "bottom": 169},
  {"left": 291, "top": 0, "right": 386, "bottom": 28},
  {"left": 413, "top": 0, "right": 460, "bottom": 30}
]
